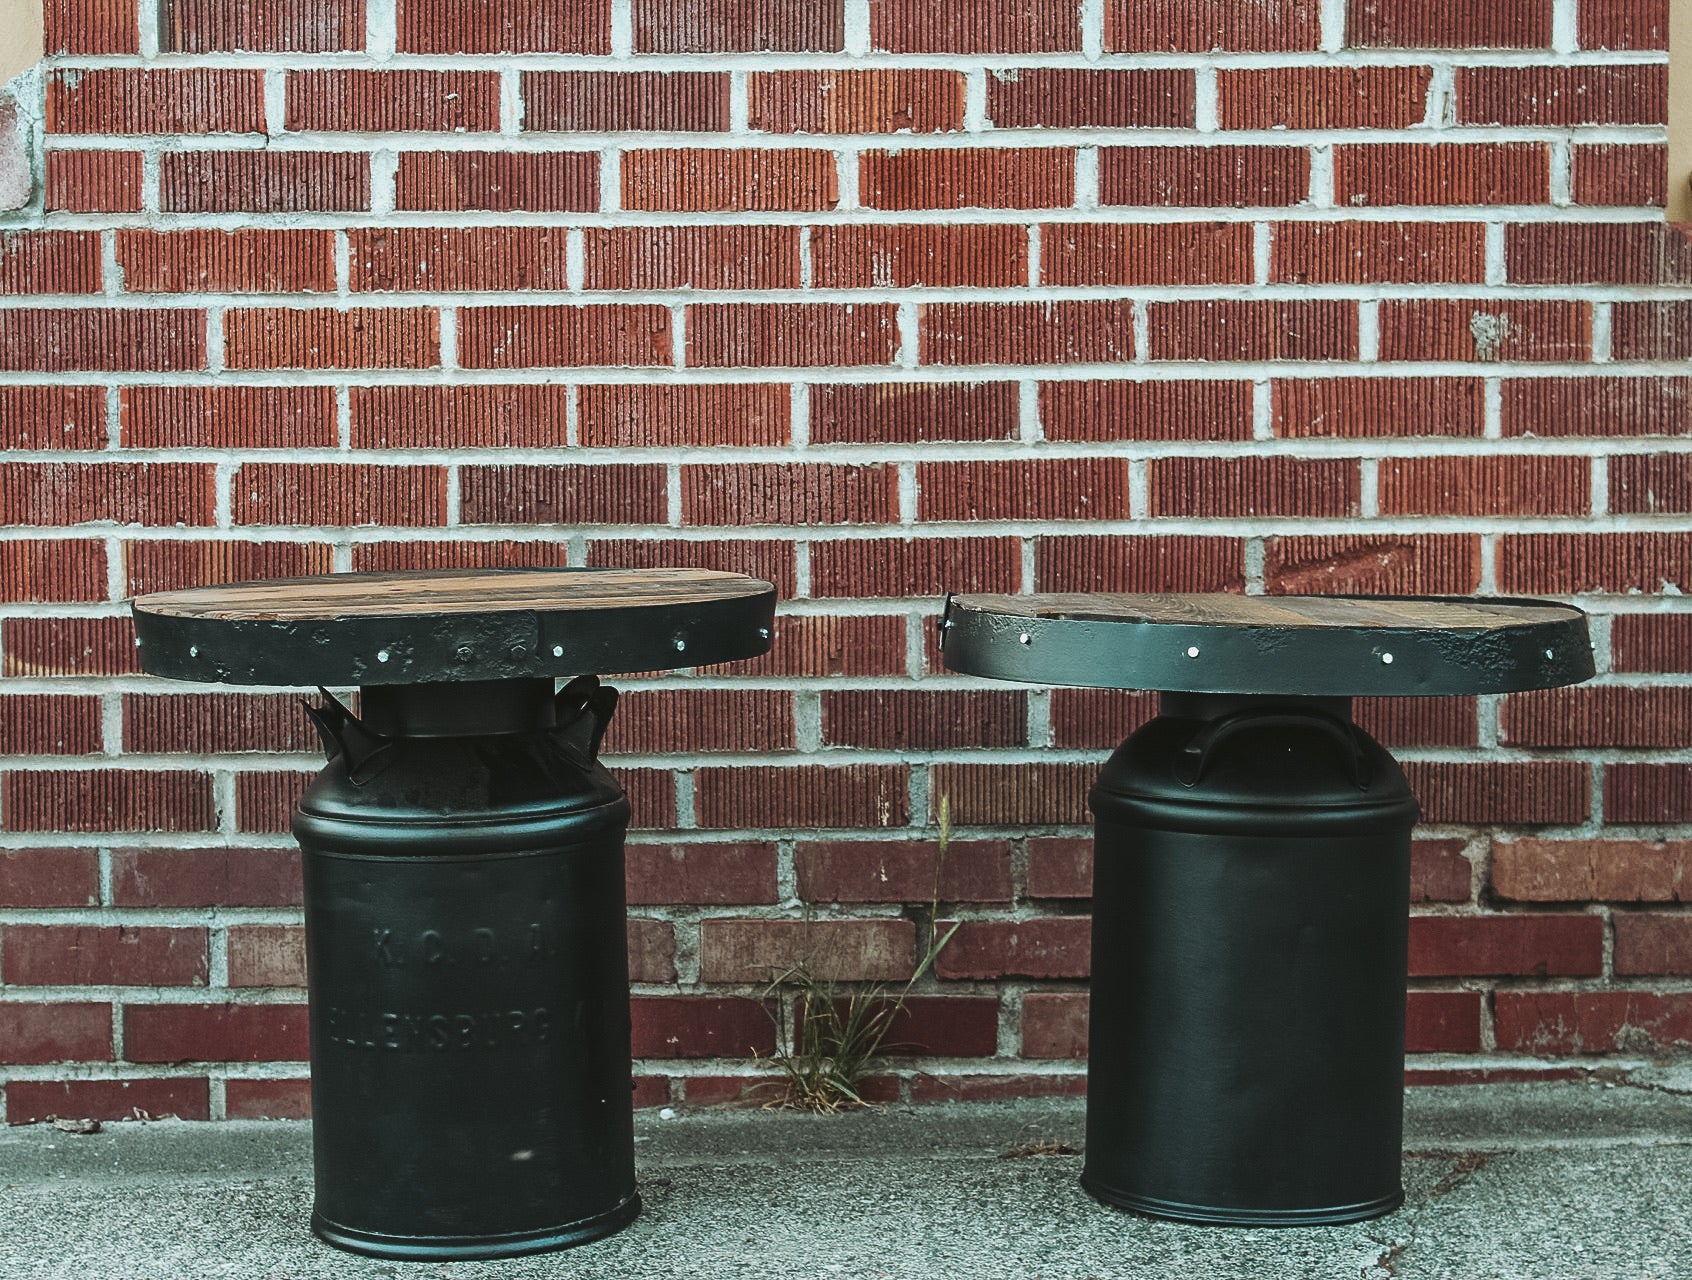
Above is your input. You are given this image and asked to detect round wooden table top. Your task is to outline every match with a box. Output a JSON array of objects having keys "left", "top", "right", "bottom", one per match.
[
  {"left": 940, "top": 593, "right": 1593, "bottom": 696},
  {"left": 132, "top": 567, "right": 778, "bottom": 686}
]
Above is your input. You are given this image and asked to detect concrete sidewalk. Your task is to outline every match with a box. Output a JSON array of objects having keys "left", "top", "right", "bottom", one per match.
[{"left": 1, "top": 1077, "right": 1689, "bottom": 1279}]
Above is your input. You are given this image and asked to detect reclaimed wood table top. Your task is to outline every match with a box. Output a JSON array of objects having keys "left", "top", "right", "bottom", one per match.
[
  {"left": 941, "top": 593, "right": 1593, "bottom": 696},
  {"left": 132, "top": 568, "right": 777, "bottom": 686}
]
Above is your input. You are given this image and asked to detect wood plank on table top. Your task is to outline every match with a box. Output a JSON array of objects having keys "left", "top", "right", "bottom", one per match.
[
  {"left": 950, "top": 593, "right": 1581, "bottom": 631},
  {"left": 133, "top": 568, "right": 774, "bottom": 622}
]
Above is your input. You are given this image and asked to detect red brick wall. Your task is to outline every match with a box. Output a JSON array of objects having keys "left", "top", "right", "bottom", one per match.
[{"left": 0, "top": 0, "right": 1688, "bottom": 1120}]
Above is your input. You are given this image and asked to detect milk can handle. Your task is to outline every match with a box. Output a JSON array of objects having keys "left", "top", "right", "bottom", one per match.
[{"left": 1176, "top": 710, "right": 1368, "bottom": 790}]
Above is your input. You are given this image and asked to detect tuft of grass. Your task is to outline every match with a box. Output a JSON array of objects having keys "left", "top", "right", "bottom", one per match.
[{"left": 754, "top": 796, "right": 960, "bottom": 1113}]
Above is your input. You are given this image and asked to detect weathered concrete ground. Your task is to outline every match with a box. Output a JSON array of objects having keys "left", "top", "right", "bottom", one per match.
[{"left": 1, "top": 1075, "right": 1688, "bottom": 1279}]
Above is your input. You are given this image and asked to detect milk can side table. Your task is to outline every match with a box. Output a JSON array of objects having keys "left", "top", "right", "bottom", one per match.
[
  {"left": 941, "top": 592, "right": 1593, "bottom": 1227},
  {"left": 132, "top": 567, "right": 776, "bottom": 1260}
]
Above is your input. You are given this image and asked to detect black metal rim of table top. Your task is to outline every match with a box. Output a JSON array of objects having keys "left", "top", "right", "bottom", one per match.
[
  {"left": 130, "top": 567, "right": 779, "bottom": 686},
  {"left": 940, "top": 592, "right": 1594, "bottom": 697}
]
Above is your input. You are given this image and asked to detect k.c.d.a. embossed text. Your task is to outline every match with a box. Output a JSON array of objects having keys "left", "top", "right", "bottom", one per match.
[{"left": 368, "top": 923, "right": 556, "bottom": 968}]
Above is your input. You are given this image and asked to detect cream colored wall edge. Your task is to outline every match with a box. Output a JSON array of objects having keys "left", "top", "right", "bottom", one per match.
[
  {"left": 1672, "top": 0, "right": 1692, "bottom": 221},
  {"left": 0, "top": 0, "right": 44, "bottom": 84}
]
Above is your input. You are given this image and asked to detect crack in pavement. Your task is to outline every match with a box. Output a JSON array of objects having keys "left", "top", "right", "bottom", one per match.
[{"left": 1360, "top": 1150, "right": 1502, "bottom": 1279}]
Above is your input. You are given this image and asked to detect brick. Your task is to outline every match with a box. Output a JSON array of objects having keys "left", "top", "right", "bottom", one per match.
[
  {"left": 636, "top": 0, "right": 842, "bottom": 51},
  {"left": 1607, "top": 764, "right": 1692, "bottom": 823},
  {"left": 0, "top": 230, "right": 101, "bottom": 294},
  {"left": 811, "top": 537, "right": 1020, "bottom": 597},
  {"left": 1572, "top": 143, "right": 1666, "bottom": 207},
  {"left": 111, "top": 847, "right": 302, "bottom": 908},
  {"left": 922, "top": 300, "right": 1136, "bottom": 365},
  {"left": 1611, "top": 301, "right": 1692, "bottom": 361},
  {"left": 0, "top": 694, "right": 101, "bottom": 755},
  {"left": 989, "top": 68, "right": 1193, "bottom": 128},
  {"left": 605, "top": 689, "right": 795, "bottom": 755},
  {"left": 1614, "top": 915, "right": 1692, "bottom": 976},
  {"left": 0, "top": 543, "right": 107, "bottom": 604},
  {"left": 681, "top": 463, "right": 896, "bottom": 526},
  {"left": 796, "top": 838, "right": 1014, "bottom": 902},
  {"left": 861, "top": 148, "right": 1074, "bottom": 210},
  {"left": 1502, "top": 377, "right": 1691, "bottom": 439},
  {"left": 696, "top": 766, "right": 910, "bottom": 829},
  {"left": 3, "top": 770, "right": 215, "bottom": 833},
  {"left": 0, "top": 311, "right": 205, "bottom": 373},
  {"left": 1496, "top": 992, "right": 1692, "bottom": 1054},
  {"left": 3, "top": 926, "right": 208, "bottom": 987},
  {"left": 1334, "top": 143, "right": 1550, "bottom": 206},
  {"left": 166, "top": 0, "right": 366, "bottom": 51},
  {"left": 624, "top": 149, "right": 837, "bottom": 212},
  {"left": 234, "top": 770, "right": 313, "bottom": 834},
  {"left": 286, "top": 70, "right": 499, "bottom": 133},
  {"left": 814, "top": 382, "right": 1017, "bottom": 444},
  {"left": 688, "top": 303, "right": 898, "bottom": 367},
  {"left": 225, "top": 925, "right": 304, "bottom": 987},
  {"left": 1580, "top": 0, "right": 1668, "bottom": 49},
  {"left": 124, "top": 540, "right": 334, "bottom": 596},
  {"left": 398, "top": 0, "right": 609, "bottom": 53},
  {"left": 45, "top": 0, "right": 139, "bottom": 52},
  {"left": 234, "top": 462, "right": 446, "bottom": 527},
  {"left": 918, "top": 458, "right": 1127, "bottom": 521},
  {"left": 616, "top": 768, "right": 677, "bottom": 832},
  {"left": 1348, "top": 0, "right": 1552, "bottom": 47},
  {"left": 1499, "top": 533, "right": 1692, "bottom": 594},
  {"left": 225, "top": 1079, "right": 311, "bottom": 1120},
  {"left": 1220, "top": 66, "right": 1430, "bottom": 129},
  {"left": 1027, "top": 837, "right": 1095, "bottom": 898},
  {"left": 351, "top": 386, "right": 564, "bottom": 450},
  {"left": 1458, "top": 66, "right": 1665, "bottom": 127},
  {"left": 812, "top": 225, "right": 1026, "bottom": 289},
  {"left": 458, "top": 305, "right": 671, "bottom": 368},
  {"left": 873, "top": 0, "right": 1079, "bottom": 51},
  {"left": 586, "top": 538, "right": 797, "bottom": 598},
  {"left": 1356, "top": 698, "right": 1477, "bottom": 749},
  {"left": 525, "top": 71, "right": 727, "bottom": 132},
  {"left": 1037, "top": 535, "right": 1244, "bottom": 592},
  {"left": 1510, "top": 222, "right": 1692, "bottom": 287},
  {"left": 1149, "top": 456, "right": 1359, "bottom": 517},
  {"left": 938, "top": 918, "right": 1089, "bottom": 979},
  {"left": 1381, "top": 300, "right": 1591, "bottom": 363},
  {"left": 1410, "top": 840, "right": 1473, "bottom": 903},
  {"left": 580, "top": 384, "right": 790, "bottom": 449},
  {"left": 2, "top": 616, "right": 136, "bottom": 674},
  {"left": 750, "top": 70, "right": 965, "bottom": 133},
  {"left": 1600, "top": 450, "right": 1691, "bottom": 513},
  {"left": 0, "top": 386, "right": 105, "bottom": 450},
  {"left": 1266, "top": 535, "right": 1481, "bottom": 596},
  {"left": 0, "top": 849, "right": 100, "bottom": 908},
  {"left": 117, "top": 229, "right": 335, "bottom": 294},
  {"left": 932, "top": 762, "right": 1091, "bottom": 826},
  {"left": 0, "top": 1003, "right": 111, "bottom": 1064},
  {"left": 0, "top": 462, "right": 215, "bottom": 526},
  {"left": 45, "top": 151, "right": 143, "bottom": 212},
  {"left": 708, "top": 614, "right": 905, "bottom": 678},
  {"left": 161, "top": 151, "right": 370, "bottom": 213},
  {"left": 1022, "top": 991, "right": 1087, "bottom": 1058},
  {"left": 1042, "top": 222, "right": 1251, "bottom": 286},
  {"left": 1379, "top": 456, "right": 1589, "bottom": 517},
  {"left": 121, "top": 692, "right": 315, "bottom": 754},
  {"left": 462, "top": 464, "right": 664, "bottom": 526},
  {"left": 1407, "top": 992, "right": 1483, "bottom": 1053},
  {"left": 47, "top": 69, "right": 264, "bottom": 135},
  {"left": 1273, "top": 222, "right": 1485, "bottom": 286},
  {"left": 1106, "top": 0, "right": 1319, "bottom": 51},
  {"left": 821, "top": 690, "right": 1026, "bottom": 750},
  {"left": 1150, "top": 300, "right": 1358, "bottom": 362},
  {"left": 1405, "top": 761, "right": 1589, "bottom": 825},
  {"left": 837, "top": 996, "right": 1000, "bottom": 1057},
  {"left": 1613, "top": 615, "right": 1692, "bottom": 672},
  {"left": 225, "top": 307, "right": 439, "bottom": 371},
  {"left": 124, "top": 1004, "right": 309, "bottom": 1063},
  {"left": 1049, "top": 689, "right": 1158, "bottom": 748},
  {"left": 395, "top": 151, "right": 597, "bottom": 212},
  {"left": 7, "top": 1079, "right": 209, "bottom": 1123},
  {"left": 1275, "top": 377, "right": 1484, "bottom": 438},
  {"left": 626, "top": 919, "right": 677, "bottom": 984},
  {"left": 1041, "top": 379, "right": 1253, "bottom": 442},
  {"left": 700, "top": 919, "right": 915, "bottom": 983},
  {"left": 583, "top": 226, "right": 801, "bottom": 290},
  {"left": 119, "top": 387, "right": 329, "bottom": 451},
  {"left": 1409, "top": 915, "right": 1601, "bottom": 977},
  {"left": 626, "top": 843, "right": 779, "bottom": 906},
  {"left": 350, "top": 228, "right": 569, "bottom": 293},
  {"left": 630, "top": 997, "right": 775, "bottom": 1058},
  {"left": 1101, "top": 145, "right": 1308, "bottom": 207}
]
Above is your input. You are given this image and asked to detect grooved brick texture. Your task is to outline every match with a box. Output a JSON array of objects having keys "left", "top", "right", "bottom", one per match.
[{"left": 5, "top": 4, "right": 1687, "bottom": 1102}]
